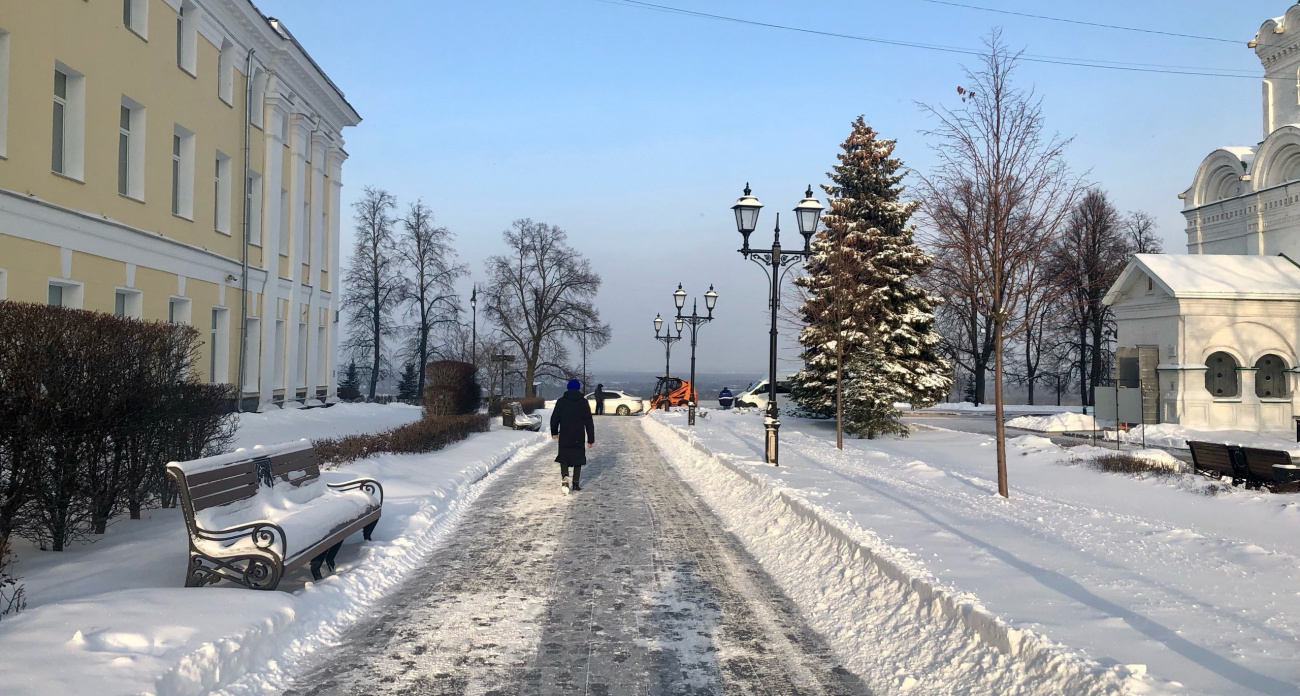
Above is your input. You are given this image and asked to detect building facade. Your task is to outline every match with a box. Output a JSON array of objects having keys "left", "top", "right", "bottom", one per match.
[
  {"left": 0, "top": 0, "right": 360, "bottom": 410},
  {"left": 1107, "top": 5, "right": 1300, "bottom": 432}
]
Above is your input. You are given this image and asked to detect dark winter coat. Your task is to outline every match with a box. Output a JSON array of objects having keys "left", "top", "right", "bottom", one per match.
[{"left": 551, "top": 389, "right": 595, "bottom": 466}]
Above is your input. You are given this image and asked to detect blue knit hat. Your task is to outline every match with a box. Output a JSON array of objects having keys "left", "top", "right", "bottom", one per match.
[{"left": 567, "top": 378, "right": 582, "bottom": 391}]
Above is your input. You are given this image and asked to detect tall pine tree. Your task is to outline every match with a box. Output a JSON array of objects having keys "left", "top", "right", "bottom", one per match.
[
  {"left": 792, "top": 117, "right": 951, "bottom": 438},
  {"left": 337, "top": 360, "right": 362, "bottom": 401}
]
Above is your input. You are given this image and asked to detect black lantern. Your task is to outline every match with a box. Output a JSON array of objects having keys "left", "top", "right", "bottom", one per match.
[
  {"left": 793, "top": 186, "right": 825, "bottom": 251},
  {"left": 732, "top": 183, "right": 763, "bottom": 250}
]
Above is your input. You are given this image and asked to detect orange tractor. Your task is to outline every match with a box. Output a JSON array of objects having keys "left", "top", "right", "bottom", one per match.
[{"left": 650, "top": 376, "right": 694, "bottom": 411}]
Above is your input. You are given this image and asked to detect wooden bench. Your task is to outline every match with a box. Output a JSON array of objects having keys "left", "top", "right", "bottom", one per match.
[
  {"left": 1239, "top": 447, "right": 1300, "bottom": 490},
  {"left": 167, "top": 440, "right": 383, "bottom": 590},
  {"left": 1187, "top": 441, "right": 1247, "bottom": 486}
]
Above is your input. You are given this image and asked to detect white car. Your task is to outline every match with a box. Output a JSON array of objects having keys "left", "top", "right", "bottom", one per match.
[
  {"left": 733, "top": 376, "right": 794, "bottom": 410},
  {"left": 586, "top": 389, "right": 645, "bottom": 416}
]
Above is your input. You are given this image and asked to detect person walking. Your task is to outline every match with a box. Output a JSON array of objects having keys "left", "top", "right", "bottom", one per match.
[
  {"left": 551, "top": 378, "right": 595, "bottom": 495},
  {"left": 594, "top": 383, "right": 608, "bottom": 416}
]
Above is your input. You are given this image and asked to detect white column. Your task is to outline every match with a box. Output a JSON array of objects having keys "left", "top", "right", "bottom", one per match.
[
  {"left": 257, "top": 90, "right": 289, "bottom": 410},
  {"left": 282, "top": 112, "right": 312, "bottom": 404},
  {"left": 304, "top": 130, "right": 328, "bottom": 401},
  {"left": 327, "top": 145, "right": 347, "bottom": 401}
]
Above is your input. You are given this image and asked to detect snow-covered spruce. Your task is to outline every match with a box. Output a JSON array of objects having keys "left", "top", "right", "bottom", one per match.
[{"left": 793, "top": 116, "right": 951, "bottom": 438}]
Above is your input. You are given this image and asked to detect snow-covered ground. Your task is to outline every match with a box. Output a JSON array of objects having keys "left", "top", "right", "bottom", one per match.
[
  {"left": 1006, "top": 412, "right": 1099, "bottom": 433},
  {"left": 643, "top": 409, "right": 1300, "bottom": 696},
  {"left": 1, "top": 403, "right": 547, "bottom": 696},
  {"left": 921, "top": 402, "right": 1084, "bottom": 414},
  {"left": 1102, "top": 423, "right": 1300, "bottom": 456}
]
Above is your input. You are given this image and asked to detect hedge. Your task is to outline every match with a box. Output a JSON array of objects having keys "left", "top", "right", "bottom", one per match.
[
  {"left": 423, "top": 360, "right": 480, "bottom": 417},
  {"left": 313, "top": 414, "right": 490, "bottom": 467}
]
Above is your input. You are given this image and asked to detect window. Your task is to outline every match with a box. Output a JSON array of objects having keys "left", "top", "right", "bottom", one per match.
[
  {"left": 317, "top": 325, "right": 328, "bottom": 386},
  {"left": 175, "top": 3, "right": 197, "bottom": 74},
  {"left": 1255, "top": 354, "right": 1290, "bottom": 398},
  {"left": 296, "top": 321, "right": 308, "bottom": 387},
  {"left": 47, "top": 280, "right": 82, "bottom": 309},
  {"left": 246, "top": 172, "right": 263, "bottom": 245},
  {"left": 214, "top": 152, "right": 231, "bottom": 233},
  {"left": 171, "top": 126, "right": 194, "bottom": 218},
  {"left": 113, "top": 289, "right": 141, "bottom": 319},
  {"left": 279, "top": 188, "right": 290, "bottom": 256},
  {"left": 118, "top": 98, "right": 145, "bottom": 199},
  {"left": 1205, "top": 351, "right": 1240, "bottom": 398},
  {"left": 243, "top": 317, "right": 261, "bottom": 391},
  {"left": 249, "top": 68, "right": 267, "bottom": 129},
  {"left": 217, "top": 40, "right": 236, "bottom": 105},
  {"left": 0, "top": 29, "right": 9, "bottom": 158},
  {"left": 123, "top": 0, "right": 147, "bottom": 37},
  {"left": 273, "top": 319, "right": 286, "bottom": 388},
  {"left": 52, "top": 67, "right": 87, "bottom": 177},
  {"left": 302, "top": 200, "right": 311, "bottom": 262},
  {"left": 168, "top": 297, "right": 191, "bottom": 325},
  {"left": 210, "top": 307, "right": 230, "bottom": 383}
]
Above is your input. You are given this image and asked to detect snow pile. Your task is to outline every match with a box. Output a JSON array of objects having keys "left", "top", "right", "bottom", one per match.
[
  {"left": 0, "top": 404, "right": 546, "bottom": 696},
  {"left": 644, "top": 417, "right": 1138, "bottom": 696},
  {"left": 1106, "top": 423, "right": 1300, "bottom": 455},
  {"left": 645, "top": 409, "right": 1300, "bottom": 695},
  {"left": 924, "top": 403, "right": 1083, "bottom": 414},
  {"left": 232, "top": 402, "right": 422, "bottom": 450},
  {"left": 1007, "top": 412, "right": 1098, "bottom": 433}
]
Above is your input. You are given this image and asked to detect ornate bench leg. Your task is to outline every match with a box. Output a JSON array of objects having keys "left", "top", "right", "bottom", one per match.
[
  {"left": 363, "top": 519, "right": 379, "bottom": 541},
  {"left": 325, "top": 541, "right": 343, "bottom": 573},
  {"left": 310, "top": 551, "right": 326, "bottom": 581}
]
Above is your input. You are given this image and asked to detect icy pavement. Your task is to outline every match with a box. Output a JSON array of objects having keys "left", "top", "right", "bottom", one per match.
[
  {"left": 647, "top": 409, "right": 1300, "bottom": 696},
  {"left": 280, "top": 418, "right": 869, "bottom": 695}
]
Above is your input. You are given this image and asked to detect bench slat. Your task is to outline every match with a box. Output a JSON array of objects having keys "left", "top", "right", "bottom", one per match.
[
  {"left": 269, "top": 450, "right": 321, "bottom": 486},
  {"left": 1188, "top": 441, "right": 1234, "bottom": 474},
  {"left": 187, "top": 470, "right": 258, "bottom": 500},
  {"left": 184, "top": 461, "right": 259, "bottom": 487},
  {"left": 1241, "top": 448, "right": 1291, "bottom": 482},
  {"left": 192, "top": 483, "right": 259, "bottom": 512}
]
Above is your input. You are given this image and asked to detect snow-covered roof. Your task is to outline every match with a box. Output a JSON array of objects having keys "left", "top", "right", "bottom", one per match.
[{"left": 1103, "top": 253, "right": 1300, "bottom": 305}]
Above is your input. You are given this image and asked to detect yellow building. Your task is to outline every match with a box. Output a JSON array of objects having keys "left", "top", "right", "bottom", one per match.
[{"left": 0, "top": 0, "right": 360, "bottom": 410}]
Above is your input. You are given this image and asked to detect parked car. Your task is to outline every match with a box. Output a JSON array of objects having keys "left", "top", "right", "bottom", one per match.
[
  {"left": 733, "top": 376, "right": 794, "bottom": 410},
  {"left": 586, "top": 389, "right": 645, "bottom": 416}
]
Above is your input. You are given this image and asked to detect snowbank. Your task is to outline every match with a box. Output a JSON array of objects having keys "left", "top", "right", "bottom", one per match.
[
  {"left": 231, "top": 402, "right": 422, "bottom": 450},
  {"left": 1104, "top": 423, "right": 1300, "bottom": 455},
  {"left": 643, "top": 416, "right": 1139, "bottom": 696},
  {"left": 644, "top": 409, "right": 1300, "bottom": 695},
  {"left": 0, "top": 404, "right": 546, "bottom": 696},
  {"left": 1007, "top": 412, "right": 1098, "bottom": 433},
  {"left": 922, "top": 402, "right": 1084, "bottom": 414}
]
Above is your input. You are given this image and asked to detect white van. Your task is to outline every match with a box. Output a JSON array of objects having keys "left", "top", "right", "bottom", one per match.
[{"left": 733, "top": 374, "right": 794, "bottom": 409}]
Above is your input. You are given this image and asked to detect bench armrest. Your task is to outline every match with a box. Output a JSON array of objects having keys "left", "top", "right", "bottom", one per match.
[
  {"left": 327, "top": 477, "right": 384, "bottom": 505},
  {"left": 192, "top": 520, "right": 287, "bottom": 562}
]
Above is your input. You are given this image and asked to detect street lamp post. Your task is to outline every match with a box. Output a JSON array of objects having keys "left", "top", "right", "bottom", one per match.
[
  {"left": 490, "top": 353, "right": 514, "bottom": 406},
  {"left": 470, "top": 285, "right": 477, "bottom": 367},
  {"left": 653, "top": 313, "right": 683, "bottom": 379},
  {"left": 732, "top": 184, "right": 824, "bottom": 465},
  {"left": 675, "top": 283, "right": 718, "bottom": 426}
]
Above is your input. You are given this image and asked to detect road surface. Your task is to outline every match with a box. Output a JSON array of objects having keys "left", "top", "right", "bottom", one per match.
[{"left": 282, "top": 418, "right": 869, "bottom": 696}]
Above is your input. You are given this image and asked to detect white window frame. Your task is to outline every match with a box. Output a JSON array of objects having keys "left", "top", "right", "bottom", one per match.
[
  {"left": 217, "top": 40, "right": 236, "bottom": 106},
  {"left": 279, "top": 188, "right": 290, "bottom": 256},
  {"left": 123, "top": 0, "right": 148, "bottom": 38},
  {"left": 214, "top": 151, "right": 231, "bottom": 234},
  {"left": 47, "top": 279, "right": 83, "bottom": 309},
  {"left": 296, "top": 321, "right": 308, "bottom": 388},
  {"left": 0, "top": 29, "right": 9, "bottom": 158},
  {"left": 113, "top": 287, "right": 142, "bottom": 319},
  {"left": 119, "top": 97, "right": 146, "bottom": 200},
  {"left": 301, "top": 200, "right": 311, "bottom": 262},
  {"left": 210, "top": 307, "right": 230, "bottom": 384},
  {"left": 168, "top": 296, "right": 192, "bottom": 325},
  {"left": 172, "top": 125, "right": 195, "bottom": 219},
  {"left": 243, "top": 317, "right": 261, "bottom": 392},
  {"left": 246, "top": 171, "right": 263, "bottom": 245},
  {"left": 317, "top": 324, "right": 328, "bottom": 386},
  {"left": 176, "top": 2, "right": 198, "bottom": 75},
  {"left": 52, "top": 63, "right": 85, "bottom": 180},
  {"left": 249, "top": 68, "right": 267, "bottom": 129}
]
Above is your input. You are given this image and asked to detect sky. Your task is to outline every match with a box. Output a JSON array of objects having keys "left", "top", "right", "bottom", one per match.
[{"left": 255, "top": 0, "right": 1278, "bottom": 379}]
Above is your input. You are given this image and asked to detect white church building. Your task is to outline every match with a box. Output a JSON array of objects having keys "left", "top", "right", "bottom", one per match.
[{"left": 1105, "top": 6, "right": 1300, "bottom": 432}]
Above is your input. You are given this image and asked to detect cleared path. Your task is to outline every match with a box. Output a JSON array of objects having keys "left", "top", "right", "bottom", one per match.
[{"left": 282, "top": 418, "right": 868, "bottom": 696}]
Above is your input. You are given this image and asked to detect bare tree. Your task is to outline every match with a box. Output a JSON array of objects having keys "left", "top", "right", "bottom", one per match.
[
  {"left": 397, "top": 201, "right": 466, "bottom": 401},
  {"left": 483, "top": 220, "right": 610, "bottom": 397},
  {"left": 342, "top": 186, "right": 402, "bottom": 400},
  {"left": 1048, "top": 189, "right": 1131, "bottom": 408},
  {"left": 917, "top": 32, "right": 1083, "bottom": 498},
  {"left": 1124, "top": 210, "right": 1163, "bottom": 254}
]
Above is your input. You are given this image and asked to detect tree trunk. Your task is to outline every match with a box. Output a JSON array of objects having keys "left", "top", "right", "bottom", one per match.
[
  {"left": 994, "top": 317, "right": 1009, "bottom": 498},
  {"left": 1078, "top": 319, "right": 1088, "bottom": 410}
]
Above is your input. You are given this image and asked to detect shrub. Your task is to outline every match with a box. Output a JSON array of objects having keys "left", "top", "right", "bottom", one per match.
[
  {"left": 313, "top": 414, "right": 490, "bottom": 467},
  {"left": 0, "top": 302, "right": 233, "bottom": 551},
  {"left": 1086, "top": 453, "right": 1181, "bottom": 479},
  {"left": 424, "top": 361, "right": 480, "bottom": 417},
  {"left": 0, "top": 536, "right": 24, "bottom": 622}
]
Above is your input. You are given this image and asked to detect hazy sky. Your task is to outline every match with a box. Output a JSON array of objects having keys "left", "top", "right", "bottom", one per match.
[{"left": 256, "top": 0, "right": 1275, "bottom": 378}]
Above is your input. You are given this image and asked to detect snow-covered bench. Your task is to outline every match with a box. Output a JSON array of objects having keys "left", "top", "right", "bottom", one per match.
[
  {"left": 167, "top": 440, "right": 383, "bottom": 590},
  {"left": 503, "top": 401, "right": 542, "bottom": 431},
  {"left": 1239, "top": 447, "right": 1300, "bottom": 489},
  {"left": 1187, "top": 441, "right": 1244, "bottom": 485}
]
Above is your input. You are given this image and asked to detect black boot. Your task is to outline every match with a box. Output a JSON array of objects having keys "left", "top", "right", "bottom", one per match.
[{"left": 571, "top": 466, "right": 582, "bottom": 492}]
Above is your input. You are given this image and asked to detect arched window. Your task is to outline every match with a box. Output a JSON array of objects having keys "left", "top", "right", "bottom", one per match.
[
  {"left": 1255, "top": 354, "right": 1290, "bottom": 398},
  {"left": 1205, "top": 352, "right": 1240, "bottom": 398}
]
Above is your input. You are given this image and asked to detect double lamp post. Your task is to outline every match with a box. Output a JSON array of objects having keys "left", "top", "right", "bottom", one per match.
[
  {"left": 731, "top": 184, "right": 824, "bottom": 466},
  {"left": 674, "top": 283, "right": 717, "bottom": 426}
]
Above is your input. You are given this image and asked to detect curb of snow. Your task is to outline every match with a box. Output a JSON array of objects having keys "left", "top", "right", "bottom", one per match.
[
  {"left": 643, "top": 416, "right": 1147, "bottom": 696},
  {"left": 158, "top": 433, "right": 551, "bottom": 696}
]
